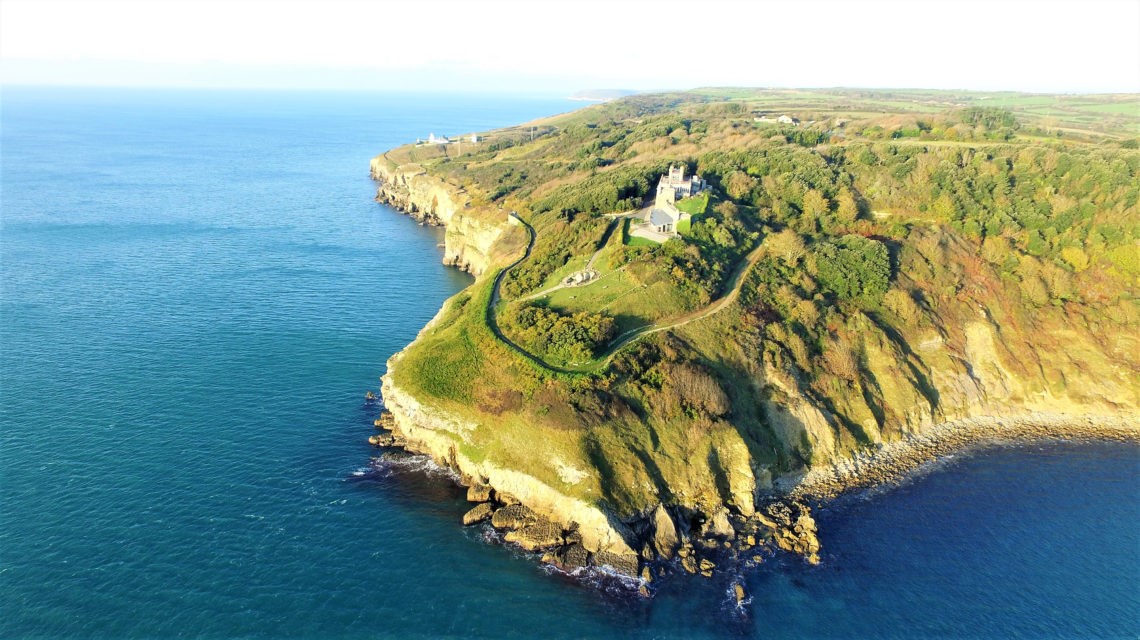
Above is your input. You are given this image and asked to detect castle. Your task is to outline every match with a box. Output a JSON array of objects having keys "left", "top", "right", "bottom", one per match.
[{"left": 655, "top": 164, "right": 706, "bottom": 203}]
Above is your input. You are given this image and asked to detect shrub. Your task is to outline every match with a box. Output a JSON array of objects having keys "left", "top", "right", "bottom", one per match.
[{"left": 813, "top": 235, "right": 891, "bottom": 306}]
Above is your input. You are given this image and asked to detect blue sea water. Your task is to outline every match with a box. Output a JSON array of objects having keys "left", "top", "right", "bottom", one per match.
[{"left": 1, "top": 87, "right": 1138, "bottom": 639}]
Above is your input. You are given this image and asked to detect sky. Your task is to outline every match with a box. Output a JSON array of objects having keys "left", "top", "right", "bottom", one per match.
[{"left": 1, "top": 0, "right": 1138, "bottom": 93}]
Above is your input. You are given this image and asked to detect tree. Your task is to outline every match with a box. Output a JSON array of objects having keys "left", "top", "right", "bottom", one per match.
[
  {"left": 803, "top": 188, "right": 830, "bottom": 219},
  {"left": 813, "top": 235, "right": 891, "bottom": 306},
  {"left": 836, "top": 187, "right": 860, "bottom": 223},
  {"left": 766, "top": 229, "right": 807, "bottom": 266}
]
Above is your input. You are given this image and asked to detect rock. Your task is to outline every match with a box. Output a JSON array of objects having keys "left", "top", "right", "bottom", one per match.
[
  {"left": 640, "top": 566, "right": 653, "bottom": 583},
  {"left": 563, "top": 521, "right": 583, "bottom": 545},
  {"left": 368, "top": 433, "right": 396, "bottom": 447},
  {"left": 466, "top": 483, "right": 492, "bottom": 503},
  {"left": 701, "top": 508, "right": 735, "bottom": 539},
  {"left": 490, "top": 504, "right": 537, "bottom": 530},
  {"left": 651, "top": 504, "right": 679, "bottom": 559},
  {"left": 766, "top": 502, "right": 793, "bottom": 526},
  {"left": 755, "top": 513, "right": 779, "bottom": 530},
  {"left": 496, "top": 492, "right": 521, "bottom": 506},
  {"left": 638, "top": 585, "right": 651, "bottom": 599},
  {"left": 681, "top": 554, "right": 698, "bottom": 574},
  {"left": 593, "top": 550, "right": 639, "bottom": 577},
  {"left": 462, "top": 503, "right": 493, "bottom": 526},
  {"left": 546, "top": 543, "right": 590, "bottom": 572},
  {"left": 699, "top": 558, "right": 715, "bottom": 573},
  {"left": 562, "top": 543, "right": 590, "bottom": 571},
  {"left": 374, "top": 412, "right": 396, "bottom": 429},
  {"left": 504, "top": 517, "right": 563, "bottom": 551},
  {"left": 734, "top": 583, "right": 747, "bottom": 606}
]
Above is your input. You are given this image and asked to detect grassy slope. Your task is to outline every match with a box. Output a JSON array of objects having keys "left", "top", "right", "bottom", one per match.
[{"left": 385, "top": 88, "right": 1140, "bottom": 518}]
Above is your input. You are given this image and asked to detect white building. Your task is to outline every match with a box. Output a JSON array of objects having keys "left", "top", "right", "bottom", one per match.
[
  {"left": 427, "top": 133, "right": 450, "bottom": 144},
  {"left": 656, "top": 164, "right": 706, "bottom": 202},
  {"left": 648, "top": 204, "right": 683, "bottom": 234}
]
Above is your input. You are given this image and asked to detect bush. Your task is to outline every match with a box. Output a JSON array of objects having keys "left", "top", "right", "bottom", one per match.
[
  {"left": 500, "top": 303, "right": 616, "bottom": 364},
  {"left": 812, "top": 235, "right": 891, "bottom": 306}
]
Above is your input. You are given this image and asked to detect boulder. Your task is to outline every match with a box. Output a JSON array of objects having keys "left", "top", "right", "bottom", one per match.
[
  {"left": 681, "top": 554, "right": 698, "bottom": 574},
  {"left": 734, "top": 583, "right": 747, "bottom": 606},
  {"left": 651, "top": 504, "right": 679, "bottom": 559},
  {"left": 462, "top": 503, "right": 493, "bottom": 526},
  {"left": 701, "top": 508, "right": 735, "bottom": 540},
  {"left": 496, "top": 492, "right": 521, "bottom": 506},
  {"left": 698, "top": 558, "right": 715, "bottom": 577},
  {"left": 466, "top": 483, "right": 493, "bottom": 503},
  {"left": 504, "top": 517, "right": 563, "bottom": 551},
  {"left": 490, "top": 504, "right": 537, "bottom": 530}
]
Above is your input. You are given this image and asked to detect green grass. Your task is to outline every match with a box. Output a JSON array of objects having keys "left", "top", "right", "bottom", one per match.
[
  {"left": 622, "top": 218, "right": 659, "bottom": 247},
  {"left": 676, "top": 192, "right": 709, "bottom": 215},
  {"left": 394, "top": 290, "right": 485, "bottom": 405}
]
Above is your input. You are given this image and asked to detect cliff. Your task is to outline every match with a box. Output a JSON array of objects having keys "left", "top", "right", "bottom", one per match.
[{"left": 370, "top": 155, "right": 506, "bottom": 276}]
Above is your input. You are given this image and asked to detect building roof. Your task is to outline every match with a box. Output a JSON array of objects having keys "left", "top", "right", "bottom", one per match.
[{"left": 650, "top": 206, "right": 680, "bottom": 227}]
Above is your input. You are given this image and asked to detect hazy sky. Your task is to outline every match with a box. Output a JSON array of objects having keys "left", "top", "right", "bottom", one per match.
[{"left": 2, "top": 0, "right": 1138, "bottom": 93}]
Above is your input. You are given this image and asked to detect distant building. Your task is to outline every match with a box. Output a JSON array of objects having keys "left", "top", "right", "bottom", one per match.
[
  {"left": 427, "top": 133, "right": 450, "bottom": 144},
  {"left": 656, "top": 164, "right": 706, "bottom": 201},
  {"left": 470, "top": 134, "right": 480, "bottom": 143},
  {"left": 777, "top": 115, "right": 800, "bottom": 126}
]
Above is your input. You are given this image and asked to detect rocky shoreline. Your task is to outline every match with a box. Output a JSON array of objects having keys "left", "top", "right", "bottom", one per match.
[
  {"left": 371, "top": 397, "right": 825, "bottom": 596},
  {"left": 370, "top": 402, "right": 1139, "bottom": 595},
  {"left": 789, "top": 413, "right": 1140, "bottom": 500}
]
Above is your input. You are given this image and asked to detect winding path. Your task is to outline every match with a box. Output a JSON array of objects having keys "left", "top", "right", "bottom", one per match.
[{"left": 487, "top": 213, "right": 764, "bottom": 374}]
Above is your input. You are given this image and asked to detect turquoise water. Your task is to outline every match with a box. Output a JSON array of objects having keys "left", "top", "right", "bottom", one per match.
[{"left": 2, "top": 88, "right": 1137, "bottom": 639}]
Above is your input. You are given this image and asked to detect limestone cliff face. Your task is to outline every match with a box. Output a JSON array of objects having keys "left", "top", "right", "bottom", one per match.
[
  {"left": 371, "top": 156, "right": 505, "bottom": 276},
  {"left": 761, "top": 311, "right": 1139, "bottom": 484}
]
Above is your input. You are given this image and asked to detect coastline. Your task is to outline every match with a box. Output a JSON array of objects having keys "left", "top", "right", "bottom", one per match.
[
  {"left": 369, "top": 148, "right": 1140, "bottom": 587},
  {"left": 789, "top": 413, "right": 1140, "bottom": 500}
]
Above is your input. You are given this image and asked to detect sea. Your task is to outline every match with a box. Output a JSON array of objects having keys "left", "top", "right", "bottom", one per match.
[{"left": 2, "top": 87, "right": 1138, "bottom": 639}]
